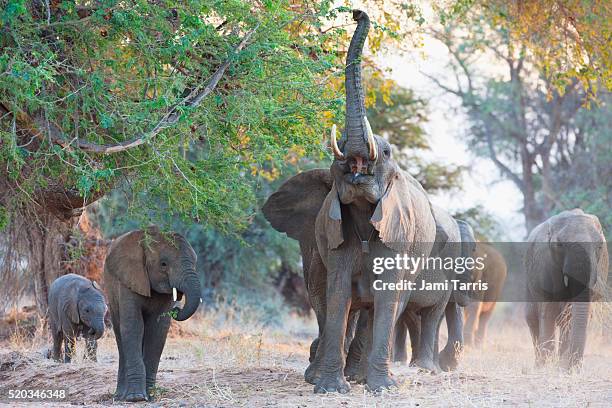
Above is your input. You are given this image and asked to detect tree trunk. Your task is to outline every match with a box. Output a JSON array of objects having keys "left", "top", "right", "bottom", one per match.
[{"left": 25, "top": 213, "right": 76, "bottom": 316}]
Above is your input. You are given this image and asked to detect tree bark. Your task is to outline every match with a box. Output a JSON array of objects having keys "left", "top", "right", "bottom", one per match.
[{"left": 25, "top": 213, "right": 76, "bottom": 316}]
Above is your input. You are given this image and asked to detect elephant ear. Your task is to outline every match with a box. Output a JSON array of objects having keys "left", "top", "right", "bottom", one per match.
[
  {"left": 371, "top": 171, "right": 436, "bottom": 254},
  {"left": 62, "top": 282, "right": 80, "bottom": 324},
  {"left": 105, "top": 230, "right": 150, "bottom": 297},
  {"left": 262, "top": 169, "right": 332, "bottom": 243}
]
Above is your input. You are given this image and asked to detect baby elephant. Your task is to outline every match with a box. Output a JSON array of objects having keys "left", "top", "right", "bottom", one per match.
[{"left": 48, "top": 274, "right": 107, "bottom": 362}]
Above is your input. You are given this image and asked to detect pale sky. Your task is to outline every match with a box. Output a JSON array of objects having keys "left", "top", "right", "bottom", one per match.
[{"left": 379, "top": 35, "right": 527, "bottom": 240}]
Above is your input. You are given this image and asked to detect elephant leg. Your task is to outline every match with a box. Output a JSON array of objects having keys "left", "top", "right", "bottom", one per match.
[
  {"left": 537, "top": 303, "right": 560, "bottom": 366},
  {"left": 313, "top": 262, "right": 352, "bottom": 394},
  {"left": 120, "top": 306, "right": 147, "bottom": 402},
  {"left": 392, "top": 314, "right": 408, "bottom": 363},
  {"left": 84, "top": 337, "right": 98, "bottom": 362},
  {"left": 366, "top": 291, "right": 399, "bottom": 392},
  {"left": 110, "top": 309, "right": 126, "bottom": 399},
  {"left": 51, "top": 330, "right": 63, "bottom": 362},
  {"left": 432, "top": 315, "right": 444, "bottom": 372},
  {"left": 304, "top": 252, "right": 327, "bottom": 384},
  {"left": 463, "top": 301, "right": 481, "bottom": 347},
  {"left": 353, "top": 308, "right": 373, "bottom": 384},
  {"left": 525, "top": 302, "right": 540, "bottom": 363},
  {"left": 413, "top": 304, "right": 445, "bottom": 373},
  {"left": 440, "top": 302, "right": 464, "bottom": 371},
  {"left": 475, "top": 304, "right": 494, "bottom": 346},
  {"left": 558, "top": 305, "right": 571, "bottom": 360},
  {"left": 143, "top": 313, "right": 171, "bottom": 398},
  {"left": 63, "top": 334, "right": 76, "bottom": 363},
  {"left": 406, "top": 311, "right": 421, "bottom": 365},
  {"left": 345, "top": 309, "right": 367, "bottom": 380},
  {"left": 344, "top": 309, "right": 360, "bottom": 355}
]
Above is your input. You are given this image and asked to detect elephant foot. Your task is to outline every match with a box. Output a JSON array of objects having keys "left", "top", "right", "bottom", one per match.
[
  {"left": 411, "top": 358, "right": 439, "bottom": 374},
  {"left": 309, "top": 338, "right": 319, "bottom": 363},
  {"left": 304, "top": 362, "right": 320, "bottom": 385},
  {"left": 560, "top": 356, "right": 583, "bottom": 372},
  {"left": 117, "top": 383, "right": 148, "bottom": 402},
  {"left": 366, "top": 372, "right": 398, "bottom": 393},
  {"left": 124, "top": 392, "right": 148, "bottom": 402},
  {"left": 344, "top": 358, "right": 360, "bottom": 381},
  {"left": 439, "top": 349, "right": 459, "bottom": 372},
  {"left": 314, "top": 373, "right": 351, "bottom": 394},
  {"left": 393, "top": 354, "right": 408, "bottom": 364}
]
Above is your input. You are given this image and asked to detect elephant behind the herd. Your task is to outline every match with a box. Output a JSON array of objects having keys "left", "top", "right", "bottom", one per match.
[{"left": 524, "top": 209, "right": 608, "bottom": 369}]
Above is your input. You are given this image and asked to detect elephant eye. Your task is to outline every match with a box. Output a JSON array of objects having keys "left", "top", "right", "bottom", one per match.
[
  {"left": 160, "top": 260, "right": 168, "bottom": 269},
  {"left": 383, "top": 148, "right": 390, "bottom": 157}
]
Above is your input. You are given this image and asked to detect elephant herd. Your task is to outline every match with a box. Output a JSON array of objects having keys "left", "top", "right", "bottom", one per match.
[{"left": 43, "top": 8, "right": 608, "bottom": 403}]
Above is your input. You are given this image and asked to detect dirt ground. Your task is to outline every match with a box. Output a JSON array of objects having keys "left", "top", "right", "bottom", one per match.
[{"left": 0, "top": 305, "right": 610, "bottom": 407}]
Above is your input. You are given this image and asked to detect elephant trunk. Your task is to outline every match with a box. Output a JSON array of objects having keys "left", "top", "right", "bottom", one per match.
[
  {"left": 173, "top": 273, "right": 201, "bottom": 321},
  {"left": 344, "top": 10, "right": 372, "bottom": 159},
  {"left": 88, "top": 317, "right": 105, "bottom": 340},
  {"left": 562, "top": 244, "right": 592, "bottom": 368},
  {"left": 567, "top": 298, "right": 590, "bottom": 368}
]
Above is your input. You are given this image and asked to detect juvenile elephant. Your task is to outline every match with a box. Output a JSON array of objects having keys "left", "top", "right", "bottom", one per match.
[
  {"left": 525, "top": 209, "right": 608, "bottom": 369},
  {"left": 463, "top": 242, "right": 507, "bottom": 347},
  {"left": 48, "top": 273, "right": 107, "bottom": 362},
  {"left": 104, "top": 227, "right": 201, "bottom": 402},
  {"left": 264, "top": 10, "right": 438, "bottom": 393}
]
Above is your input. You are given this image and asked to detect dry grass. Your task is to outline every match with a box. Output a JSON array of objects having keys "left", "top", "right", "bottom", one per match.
[{"left": 0, "top": 303, "right": 610, "bottom": 407}]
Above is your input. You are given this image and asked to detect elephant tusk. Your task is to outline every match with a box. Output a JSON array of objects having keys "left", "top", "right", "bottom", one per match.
[
  {"left": 172, "top": 287, "right": 178, "bottom": 302},
  {"left": 200, "top": 298, "right": 203, "bottom": 303},
  {"left": 564, "top": 275, "right": 569, "bottom": 287},
  {"left": 330, "top": 124, "right": 345, "bottom": 160},
  {"left": 363, "top": 116, "right": 377, "bottom": 161}
]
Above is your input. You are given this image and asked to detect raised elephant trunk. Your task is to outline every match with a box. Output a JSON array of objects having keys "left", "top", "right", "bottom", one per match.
[{"left": 342, "top": 10, "right": 376, "bottom": 161}]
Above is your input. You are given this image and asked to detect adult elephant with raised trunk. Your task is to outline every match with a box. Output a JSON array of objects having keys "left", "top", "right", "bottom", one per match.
[
  {"left": 104, "top": 226, "right": 201, "bottom": 402},
  {"left": 264, "top": 9, "right": 437, "bottom": 393},
  {"left": 525, "top": 209, "right": 608, "bottom": 369}
]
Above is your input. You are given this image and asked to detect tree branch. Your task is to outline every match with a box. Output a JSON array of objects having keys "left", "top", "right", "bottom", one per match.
[
  {"left": 481, "top": 119, "right": 525, "bottom": 192},
  {"left": 3, "top": 25, "right": 259, "bottom": 155}
]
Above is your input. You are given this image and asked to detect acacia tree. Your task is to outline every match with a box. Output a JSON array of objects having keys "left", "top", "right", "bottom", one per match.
[
  {"left": 430, "top": 11, "right": 609, "bottom": 234},
  {"left": 442, "top": 0, "right": 611, "bottom": 98},
  {"left": 0, "top": 1, "right": 351, "bottom": 314},
  {"left": 0, "top": 1, "right": 430, "bottom": 314}
]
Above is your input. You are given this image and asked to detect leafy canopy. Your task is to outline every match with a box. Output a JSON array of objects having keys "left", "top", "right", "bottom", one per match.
[{"left": 0, "top": 1, "right": 350, "bottom": 229}]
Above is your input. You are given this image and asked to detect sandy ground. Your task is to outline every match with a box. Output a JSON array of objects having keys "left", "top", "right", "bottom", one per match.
[{"left": 0, "top": 305, "right": 610, "bottom": 407}]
